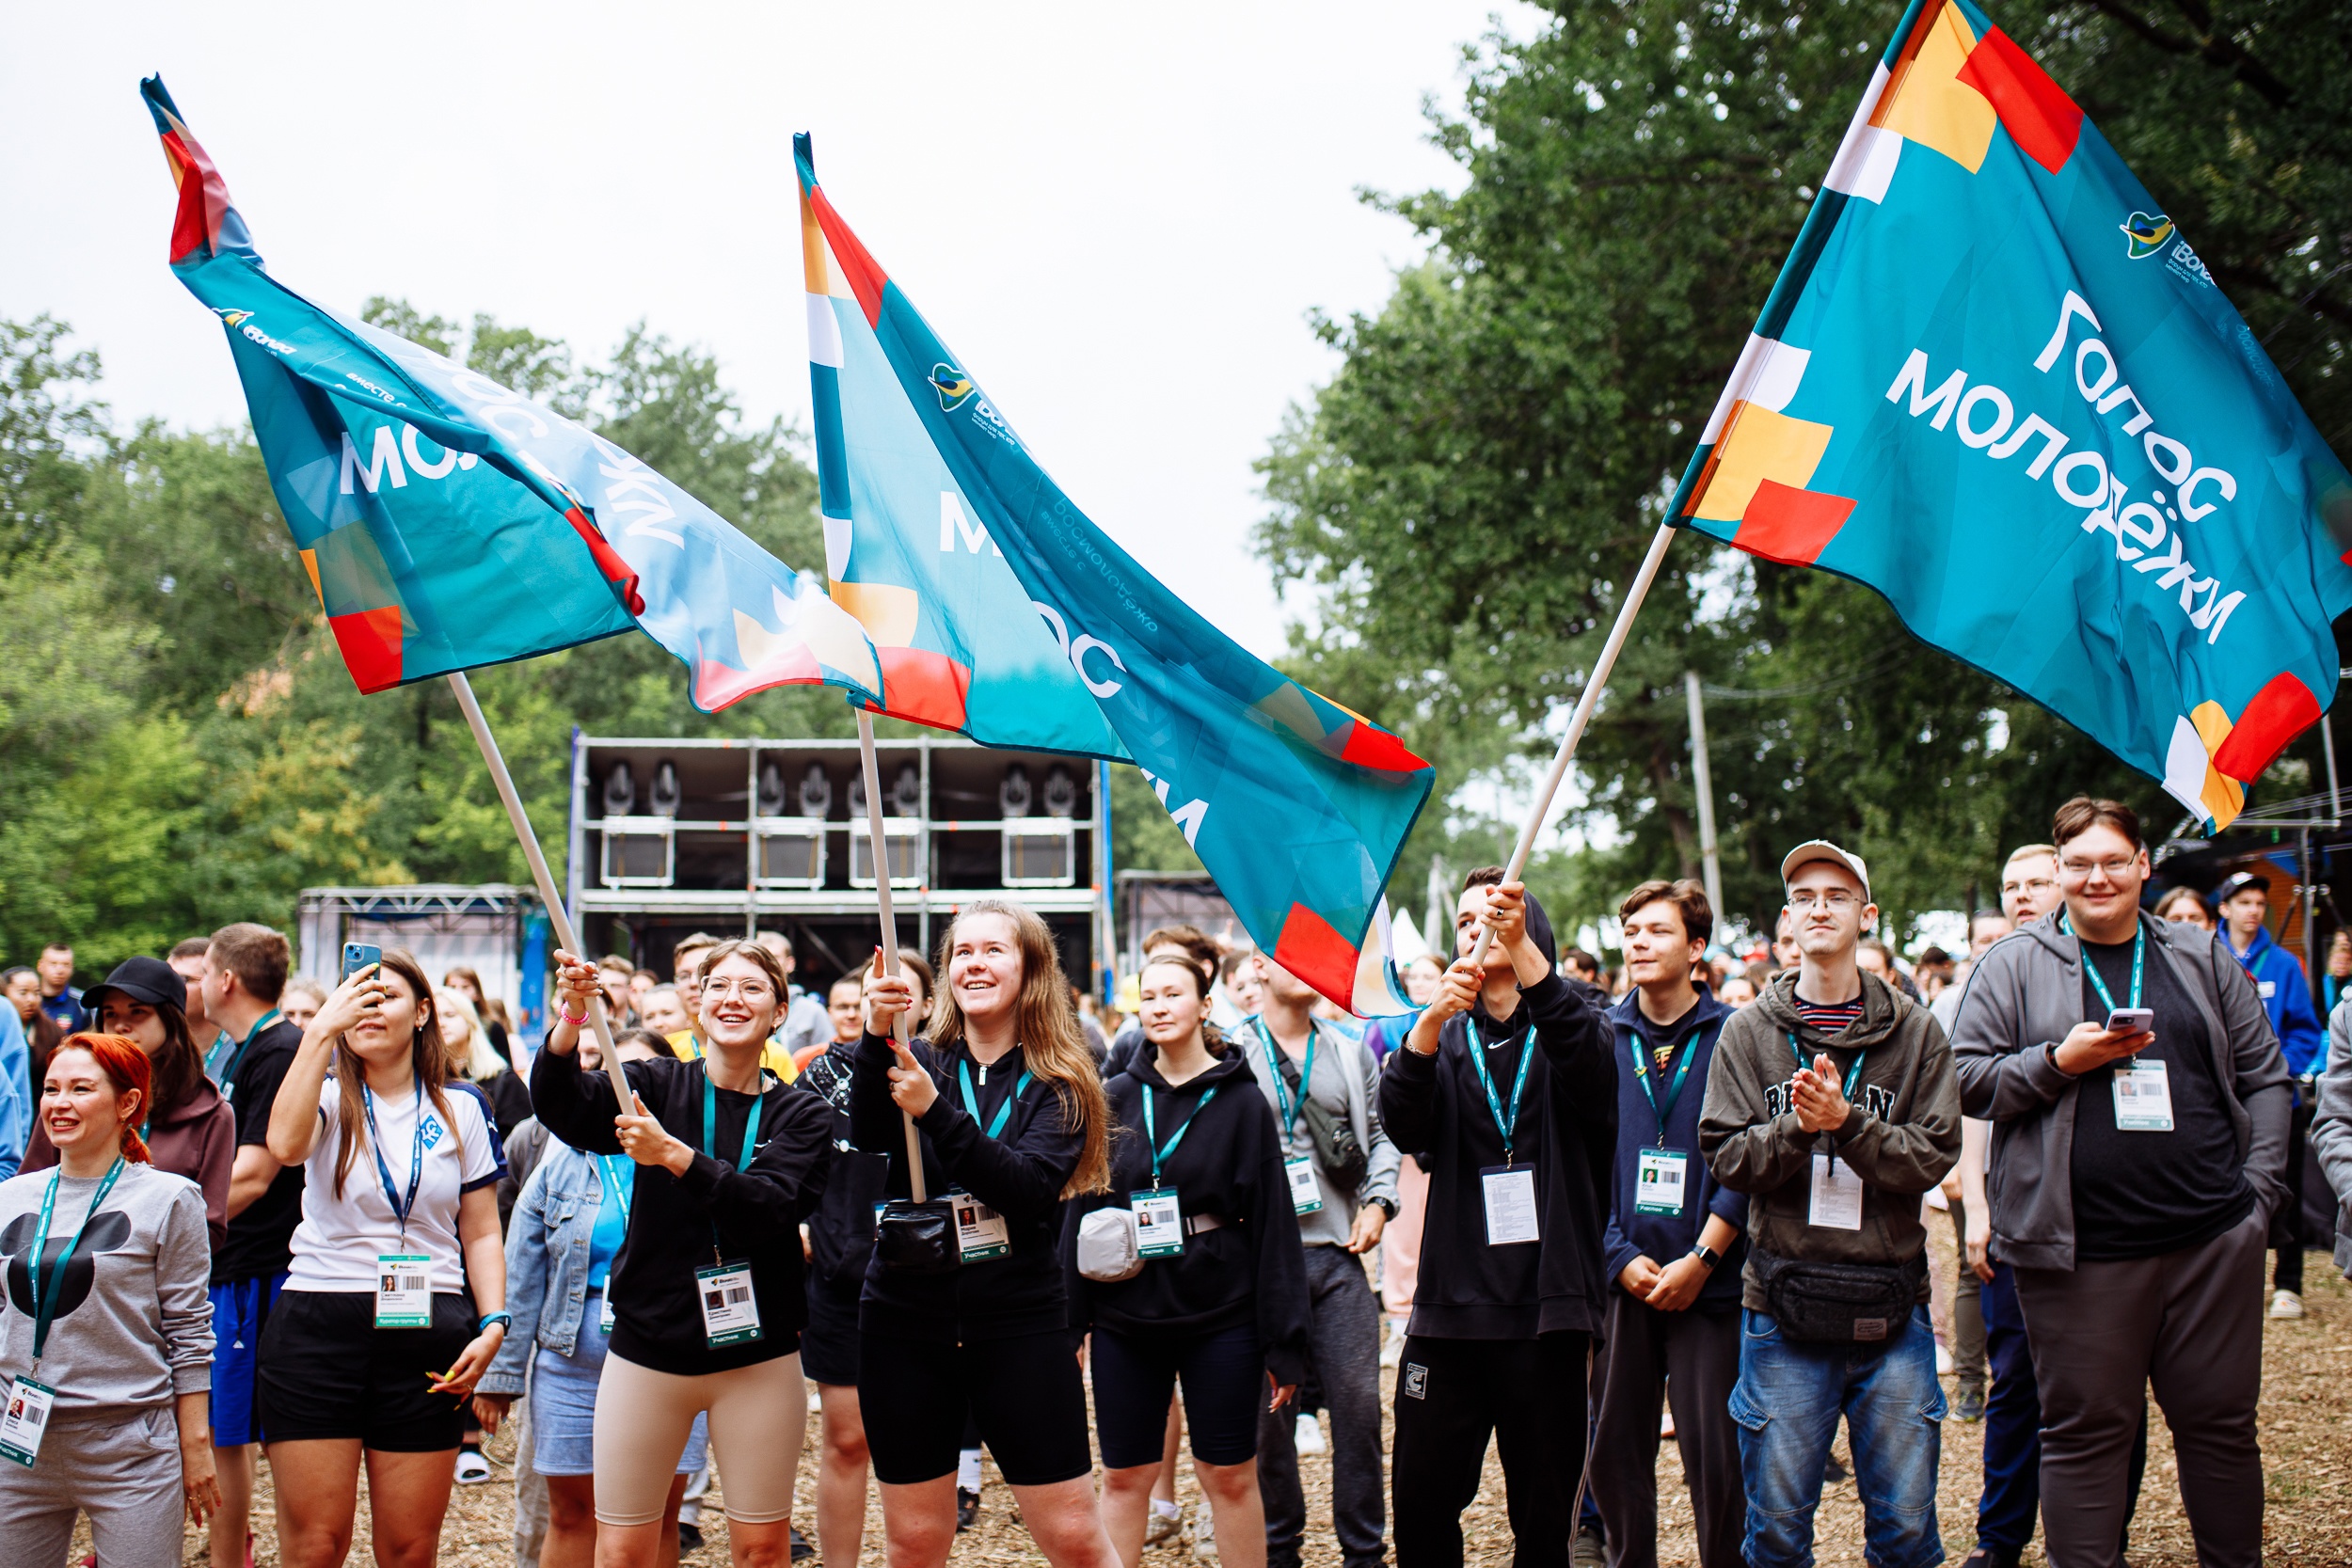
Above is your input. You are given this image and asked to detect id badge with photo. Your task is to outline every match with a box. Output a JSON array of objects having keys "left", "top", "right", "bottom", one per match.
[
  {"left": 373, "top": 1253, "right": 432, "bottom": 1328},
  {"left": 950, "top": 1189, "right": 1011, "bottom": 1261},
  {"left": 0, "top": 1376, "right": 55, "bottom": 1467},
  {"left": 696, "top": 1261, "right": 763, "bottom": 1347},
  {"left": 1132, "top": 1188, "right": 1185, "bottom": 1259},
  {"left": 1634, "top": 1148, "right": 1689, "bottom": 1216},
  {"left": 2112, "top": 1058, "right": 2175, "bottom": 1132},
  {"left": 1807, "top": 1152, "right": 1865, "bottom": 1231},
  {"left": 1480, "top": 1164, "right": 1540, "bottom": 1245},
  {"left": 598, "top": 1290, "right": 616, "bottom": 1333},
  {"left": 1283, "top": 1155, "right": 1324, "bottom": 1215}
]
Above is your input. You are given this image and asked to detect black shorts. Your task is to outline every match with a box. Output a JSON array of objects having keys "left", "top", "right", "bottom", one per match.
[
  {"left": 256, "top": 1290, "right": 475, "bottom": 1451},
  {"left": 1090, "top": 1322, "right": 1264, "bottom": 1469},
  {"left": 801, "top": 1274, "right": 862, "bottom": 1388},
  {"left": 858, "top": 1328, "right": 1090, "bottom": 1487}
]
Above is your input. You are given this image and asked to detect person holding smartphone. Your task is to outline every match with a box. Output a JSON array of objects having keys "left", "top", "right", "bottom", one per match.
[{"left": 259, "top": 950, "right": 508, "bottom": 1568}]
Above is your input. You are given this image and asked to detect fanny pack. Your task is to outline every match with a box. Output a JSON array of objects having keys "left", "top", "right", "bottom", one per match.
[
  {"left": 1075, "top": 1207, "right": 1143, "bottom": 1282},
  {"left": 1275, "top": 1046, "right": 1369, "bottom": 1194},
  {"left": 1750, "top": 1246, "right": 1925, "bottom": 1347},
  {"left": 875, "top": 1197, "right": 959, "bottom": 1275}
]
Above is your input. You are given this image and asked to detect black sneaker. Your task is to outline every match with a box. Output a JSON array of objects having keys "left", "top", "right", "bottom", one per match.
[
  {"left": 1823, "top": 1451, "right": 1850, "bottom": 1484},
  {"left": 676, "top": 1523, "right": 704, "bottom": 1555},
  {"left": 957, "top": 1487, "right": 981, "bottom": 1531},
  {"left": 1953, "top": 1385, "right": 1987, "bottom": 1423},
  {"left": 789, "top": 1525, "right": 815, "bottom": 1561},
  {"left": 1963, "top": 1546, "right": 2020, "bottom": 1568}
]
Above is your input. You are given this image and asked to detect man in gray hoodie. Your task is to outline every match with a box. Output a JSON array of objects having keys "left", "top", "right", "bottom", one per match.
[
  {"left": 1953, "top": 796, "right": 2287, "bottom": 1568},
  {"left": 1699, "top": 839, "right": 1962, "bottom": 1568}
]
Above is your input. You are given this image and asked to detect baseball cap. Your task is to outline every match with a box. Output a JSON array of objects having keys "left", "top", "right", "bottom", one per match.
[
  {"left": 2214, "top": 871, "right": 2265, "bottom": 904},
  {"left": 1781, "top": 840, "right": 1872, "bottom": 903},
  {"left": 80, "top": 956, "right": 188, "bottom": 1017}
]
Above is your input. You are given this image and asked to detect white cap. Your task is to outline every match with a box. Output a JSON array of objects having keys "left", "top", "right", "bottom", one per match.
[{"left": 1781, "top": 839, "right": 1872, "bottom": 902}]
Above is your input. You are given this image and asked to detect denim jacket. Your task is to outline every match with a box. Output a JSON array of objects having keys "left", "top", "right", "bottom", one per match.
[{"left": 481, "top": 1141, "right": 619, "bottom": 1397}]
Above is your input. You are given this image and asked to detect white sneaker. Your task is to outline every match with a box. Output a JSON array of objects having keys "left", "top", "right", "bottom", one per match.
[
  {"left": 1379, "top": 1320, "right": 1406, "bottom": 1369},
  {"left": 2270, "top": 1289, "right": 2306, "bottom": 1320},
  {"left": 1193, "top": 1502, "right": 1218, "bottom": 1560},
  {"left": 454, "top": 1447, "right": 491, "bottom": 1484},
  {"left": 1294, "top": 1412, "right": 1327, "bottom": 1454},
  {"left": 1146, "top": 1501, "right": 1184, "bottom": 1546}
]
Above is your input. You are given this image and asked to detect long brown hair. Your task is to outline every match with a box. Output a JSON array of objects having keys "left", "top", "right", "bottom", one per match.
[
  {"left": 928, "top": 900, "right": 1109, "bottom": 1196},
  {"left": 330, "top": 950, "right": 459, "bottom": 1200}
]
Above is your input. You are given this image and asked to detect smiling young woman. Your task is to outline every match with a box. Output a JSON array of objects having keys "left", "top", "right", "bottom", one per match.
[
  {"left": 257, "top": 950, "right": 508, "bottom": 1568},
  {"left": 851, "top": 899, "right": 1118, "bottom": 1568},
  {"left": 0, "top": 1034, "right": 220, "bottom": 1568}
]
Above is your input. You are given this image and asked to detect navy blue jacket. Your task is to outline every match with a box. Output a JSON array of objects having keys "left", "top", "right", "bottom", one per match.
[{"left": 1601, "top": 986, "right": 1748, "bottom": 1307}]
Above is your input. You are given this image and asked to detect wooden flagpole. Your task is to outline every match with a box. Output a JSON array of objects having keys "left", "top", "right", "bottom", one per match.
[
  {"left": 1467, "top": 522, "right": 1679, "bottom": 965},
  {"left": 856, "top": 710, "right": 930, "bottom": 1203},
  {"left": 445, "top": 672, "right": 631, "bottom": 1115}
]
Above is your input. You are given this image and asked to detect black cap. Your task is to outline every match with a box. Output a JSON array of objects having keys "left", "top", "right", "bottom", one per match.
[
  {"left": 2215, "top": 871, "right": 2265, "bottom": 906},
  {"left": 82, "top": 956, "right": 188, "bottom": 1018}
]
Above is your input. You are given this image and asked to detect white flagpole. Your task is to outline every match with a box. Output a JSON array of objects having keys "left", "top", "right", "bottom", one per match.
[
  {"left": 445, "top": 672, "right": 631, "bottom": 1115},
  {"left": 1467, "top": 522, "right": 1679, "bottom": 965},
  {"left": 857, "top": 710, "right": 930, "bottom": 1204}
]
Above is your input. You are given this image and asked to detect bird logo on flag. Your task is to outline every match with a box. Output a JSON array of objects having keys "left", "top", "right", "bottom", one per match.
[
  {"left": 2120, "top": 211, "right": 2174, "bottom": 260},
  {"left": 930, "top": 363, "right": 976, "bottom": 410}
]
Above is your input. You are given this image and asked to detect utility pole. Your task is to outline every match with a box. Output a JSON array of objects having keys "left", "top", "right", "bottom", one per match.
[{"left": 1685, "top": 672, "right": 1725, "bottom": 923}]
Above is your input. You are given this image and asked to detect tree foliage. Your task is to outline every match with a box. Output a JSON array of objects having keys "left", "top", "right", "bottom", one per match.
[{"left": 1260, "top": 0, "right": 2351, "bottom": 944}]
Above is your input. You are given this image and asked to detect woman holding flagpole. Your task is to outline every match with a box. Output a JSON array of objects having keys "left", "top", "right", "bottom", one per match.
[
  {"left": 855, "top": 899, "right": 1120, "bottom": 1568},
  {"left": 532, "top": 942, "right": 833, "bottom": 1568}
]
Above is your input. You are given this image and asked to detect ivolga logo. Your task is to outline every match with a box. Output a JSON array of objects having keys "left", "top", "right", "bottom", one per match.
[
  {"left": 930, "top": 362, "right": 976, "bottom": 411},
  {"left": 212, "top": 308, "right": 254, "bottom": 327},
  {"left": 2121, "top": 211, "right": 2175, "bottom": 261}
]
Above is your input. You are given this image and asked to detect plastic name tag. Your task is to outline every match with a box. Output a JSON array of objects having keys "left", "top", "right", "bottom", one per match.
[
  {"left": 2257, "top": 980, "right": 2277, "bottom": 999},
  {"left": 598, "top": 1291, "right": 616, "bottom": 1333},
  {"left": 950, "top": 1190, "right": 1011, "bottom": 1261},
  {"left": 2112, "top": 1058, "right": 2175, "bottom": 1132},
  {"left": 1284, "top": 1156, "right": 1324, "bottom": 1215},
  {"left": 374, "top": 1254, "right": 432, "bottom": 1328},
  {"left": 1808, "top": 1153, "right": 1865, "bottom": 1231},
  {"left": 696, "top": 1261, "right": 762, "bottom": 1347},
  {"left": 1132, "top": 1189, "right": 1185, "bottom": 1259},
  {"left": 1480, "top": 1164, "right": 1540, "bottom": 1245},
  {"left": 1634, "top": 1148, "right": 1689, "bottom": 1216},
  {"left": 0, "top": 1376, "right": 55, "bottom": 1466}
]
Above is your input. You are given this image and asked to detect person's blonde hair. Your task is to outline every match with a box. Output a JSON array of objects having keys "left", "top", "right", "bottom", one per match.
[
  {"left": 929, "top": 900, "right": 1110, "bottom": 1196},
  {"left": 436, "top": 988, "right": 504, "bottom": 1082}
]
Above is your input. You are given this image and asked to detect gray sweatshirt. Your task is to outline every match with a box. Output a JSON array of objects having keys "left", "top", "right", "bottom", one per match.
[{"left": 0, "top": 1160, "right": 215, "bottom": 1416}]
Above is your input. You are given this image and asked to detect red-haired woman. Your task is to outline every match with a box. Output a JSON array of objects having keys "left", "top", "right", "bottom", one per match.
[{"left": 0, "top": 1033, "right": 221, "bottom": 1568}]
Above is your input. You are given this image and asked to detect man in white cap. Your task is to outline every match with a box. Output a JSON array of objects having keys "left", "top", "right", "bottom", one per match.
[{"left": 1698, "top": 838, "right": 1962, "bottom": 1568}]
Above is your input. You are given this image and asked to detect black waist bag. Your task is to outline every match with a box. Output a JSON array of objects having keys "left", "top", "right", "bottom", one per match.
[
  {"left": 1752, "top": 1246, "right": 1926, "bottom": 1347},
  {"left": 876, "top": 1198, "right": 959, "bottom": 1274},
  {"left": 1276, "top": 1048, "right": 1369, "bottom": 1194}
]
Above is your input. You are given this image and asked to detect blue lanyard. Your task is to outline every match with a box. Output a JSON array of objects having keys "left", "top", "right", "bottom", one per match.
[
  {"left": 208, "top": 1008, "right": 282, "bottom": 1098},
  {"left": 1140, "top": 1083, "right": 1220, "bottom": 1188},
  {"left": 958, "top": 1059, "right": 1033, "bottom": 1140},
  {"left": 700, "top": 1069, "right": 764, "bottom": 1169},
  {"left": 596, "top": 1153, "right": 633, "bottom": 1229},
  {"left": 1466, "top": 1022, "right": 1536, "bottom": 1166},
  {"left": 1629, "top": 1027, "right": 1703, "bottom": 1146},
  {"left": 361, "top": 1081, "right": 428, "bottom": 1244},
  {"left": 1251, "top": 1020, "right": 1317, "bottom": 1132},
  {"left": 2063, "top": 912, "right": 2145, "bottom": 1013},
  {"left": 27, "top": 1158, "right": 125, "bottom": 1364},
  {"left": 1786, "top": 1032, "right": 1866, "bottom": 1100}
]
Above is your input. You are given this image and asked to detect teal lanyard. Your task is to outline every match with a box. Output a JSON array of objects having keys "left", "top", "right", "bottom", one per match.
[
  {"left": 361, "top": 1081, "right": 427, "bottom": 1245},
  {"left": 206, "top": 1009, "right": 282, "bottom": 1097},
  {"left": 27, "top": 1158, "right": 126, "bottom": 1365},
  {"left": 1466, "top": 1022, "right": 1537, "bottom": 1166},
  {"left": 700, "top": 1069, "right": 764, "bottom": 1169},
  {"left": 1786, "top": 1032, "right": 1867, "bottom": 1100},
  {"left": 958, "top": 1060, "right": 1034, "bottom": 1140},
  {"left": 2061, "top": 911, "right": 2145, "bottom": 1013},
  {"left": 1140, "top": 1084, "right": 1220, "bottom": 1188},
  {"left": 1629, "top": 1027, "right": 1703, "bottom": 1146},
  {"left": 596, "top": 1153, "right": 634, "bottom": 1229},
  {"left": 1251, "top": 1020, "right": 1317, "bottom": 1132}
]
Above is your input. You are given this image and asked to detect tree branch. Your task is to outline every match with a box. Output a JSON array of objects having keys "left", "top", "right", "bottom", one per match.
[{"left": 2070, "top": 0, "right": 2293, "bottom": 109}]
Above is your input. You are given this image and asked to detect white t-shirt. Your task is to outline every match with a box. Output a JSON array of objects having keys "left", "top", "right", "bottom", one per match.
[{"left": 285, "top": 1077, "right": 501, "bottom": 1293}]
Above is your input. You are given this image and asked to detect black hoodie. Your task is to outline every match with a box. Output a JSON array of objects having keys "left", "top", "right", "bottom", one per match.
[
  {"left": 1063, "top": 1048, "right": 1311, "bottom": 1386},
  {"left": 1377, "top": 890, "right": 1617, "bottom": 1338},
  {"left": 848, "top": 1030, "right": 1085, "bottom": 1343}
]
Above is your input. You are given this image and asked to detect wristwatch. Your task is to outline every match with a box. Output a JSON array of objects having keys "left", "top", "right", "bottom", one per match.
[
  {"left": 1689, "top": 1243, "right": 1721, "bottom": 1270},
  {"left": 1375, "top": 1197, "right": 1399, "bottom": 1221},
  {"left": 478, "top": 1311, "right": 513, "bottom": 1333}
]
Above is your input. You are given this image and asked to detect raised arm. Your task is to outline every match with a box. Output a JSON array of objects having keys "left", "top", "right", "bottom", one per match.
[
  {"left": 267, "top": 966, "right": 383, "bottom": 1165},
  {"left": 918, "top": 1076, "right": 1082, "bottom": 1222}
]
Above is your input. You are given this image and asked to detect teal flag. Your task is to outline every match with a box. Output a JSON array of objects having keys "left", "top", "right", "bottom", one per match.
[
  {"left": 796, "top": 136, "right": 1431, "bottom": 1012},
  {"left": 1667, "top": 0, "right": 2352, "bottom": 830}
]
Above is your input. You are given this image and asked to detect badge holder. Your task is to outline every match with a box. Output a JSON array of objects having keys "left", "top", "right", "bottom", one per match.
[
  {"left": 696, "top": 1260, "right": 763, "bottom": 1347},
  {"left": 1284, "top": 1156, "right": 1324, "bottom": 1215},
  {"left": 1132, "top": 1189, "right": 1186, "bottom": 1258},
  {"left": 951, "top": 1189, "right": 1012, "bottom": 1261},
  {"left": 1633, "top": 1147, "right": 1689, "bottom": 1216},
  {"left": 374, "top": 1254, "right": 434, "bottom": 1328},
  {"left": 1481, "top": 1164, "right": 1540, "bottom": 1244},
  {"left": 2112, "top": 1057, "right": 2175, "bottom": 1131},
  {"left": 1807, "top": 1152, "right": 1865, "bottom": 1230},
  {"left": 0, "top": 1376, "right": 55, "bottom": 1467}
]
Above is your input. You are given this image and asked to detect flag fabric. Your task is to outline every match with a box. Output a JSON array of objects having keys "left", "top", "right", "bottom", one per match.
[
  {"left": 1664, "top": 0, "right": 2352, "bottom": 832},
  {"left": 794, "top": 135, "right": 1434, "bottom": 1012},
  {"left": 142, "top": 77, "right": 882, "bottom": 711}
]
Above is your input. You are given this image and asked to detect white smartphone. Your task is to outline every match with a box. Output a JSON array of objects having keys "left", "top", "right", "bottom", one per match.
[{"left": 2104, "top": 1006, "right": 2153, "bottom": 1036}]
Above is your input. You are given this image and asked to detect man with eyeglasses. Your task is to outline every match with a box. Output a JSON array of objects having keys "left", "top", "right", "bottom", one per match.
[
  {"left": 1699, "top": 840, "right": 1961, "bottom": 1568},
  {"left": 1953, "top": 797, "right": 2287, "bottom": 1568}
]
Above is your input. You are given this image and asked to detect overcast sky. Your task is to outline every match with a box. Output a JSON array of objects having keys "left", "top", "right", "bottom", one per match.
[{"left": 3, "top": 0, "right": 1539, "bottom": 659}]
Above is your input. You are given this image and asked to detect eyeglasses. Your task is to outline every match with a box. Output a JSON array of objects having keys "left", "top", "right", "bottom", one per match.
[
  {"left": 700, "top": 981, "right": 774, "bottom": 1002},
  {"left": 1787, "top": 891, "right": 1861, "bottom": 911},
  {"left": 2058, "top": 858, "right": 2138, "bottom": 879}
]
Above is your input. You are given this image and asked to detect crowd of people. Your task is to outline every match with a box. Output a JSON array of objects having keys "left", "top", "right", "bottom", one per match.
[{"left": 0, "top": 795, "right": 2344, "bottom": 1568}]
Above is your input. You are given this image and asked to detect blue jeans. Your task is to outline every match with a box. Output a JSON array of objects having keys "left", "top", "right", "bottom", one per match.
[{"left": 1728, "top": 1306, "right": 1944, "bottom": 1568}]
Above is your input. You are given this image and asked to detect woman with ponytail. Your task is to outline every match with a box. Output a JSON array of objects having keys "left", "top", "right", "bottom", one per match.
[
  {"left": 853, "top": 899, "right": 1120, "bottom": 1568},
  {"left": 260, "top": 950, "right": 508, "bottom": 1568},
  {"left": 0, "top": 1033, "right": 220, "bottom": 1567}
]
